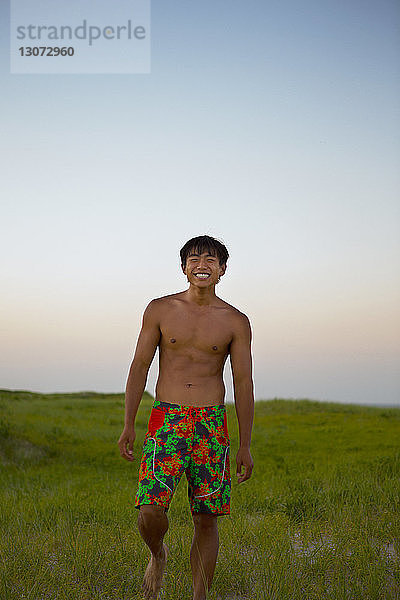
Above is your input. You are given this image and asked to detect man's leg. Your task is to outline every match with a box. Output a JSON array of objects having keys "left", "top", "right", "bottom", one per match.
[
  {"left": 190, "top": 513, "right": 219, "bottom": 600},
  {"left": 138, "top": 505, "right": 169, "bottom": 600}
]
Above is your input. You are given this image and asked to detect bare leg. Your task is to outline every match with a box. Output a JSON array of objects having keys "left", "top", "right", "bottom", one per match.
[
  {"left": 190, "top": 514, "right": 219, "bottom": 600},
  {"left": 138, "top": 505, "right": 169, "bottom": 599}
]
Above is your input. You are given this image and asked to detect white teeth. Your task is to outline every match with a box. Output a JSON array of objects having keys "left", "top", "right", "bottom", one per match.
[{"left": 195, "top": 273, "right": 210, "bottom": 278}]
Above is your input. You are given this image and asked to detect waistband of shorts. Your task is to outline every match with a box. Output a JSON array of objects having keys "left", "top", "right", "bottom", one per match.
[{"left": 153, "top": 399, "right": 225, "bottom": 414}]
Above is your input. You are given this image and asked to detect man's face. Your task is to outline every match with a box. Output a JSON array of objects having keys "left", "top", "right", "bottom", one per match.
[{"left": 183, "top": 250, "right": 226, "bottom": 287}]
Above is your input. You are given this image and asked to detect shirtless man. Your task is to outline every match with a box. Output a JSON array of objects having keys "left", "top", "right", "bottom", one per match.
[{"left": 118, "top": 235, "right": 254, "bottom": 600}]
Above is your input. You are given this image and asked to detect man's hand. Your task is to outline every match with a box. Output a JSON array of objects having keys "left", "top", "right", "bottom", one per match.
[
  {"left": 236, "top": 447, "right": 254, "bottom": 483},
  {"left": 118, "top": 427, "right": 136, "bottom": 462}
]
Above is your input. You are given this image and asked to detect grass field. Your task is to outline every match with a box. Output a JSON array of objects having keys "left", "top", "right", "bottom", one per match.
[{"left": 0, "top": 389, "right": 399, "bottom": 599}]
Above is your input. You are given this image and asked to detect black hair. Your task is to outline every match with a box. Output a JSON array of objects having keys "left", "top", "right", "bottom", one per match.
[{"left": 180, "top": 235, "right": 229, "bottom": 268}]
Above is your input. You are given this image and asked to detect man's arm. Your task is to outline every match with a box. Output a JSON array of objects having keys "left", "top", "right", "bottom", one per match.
[
  {"left": 230, "top": 313, "right": 254, "bottom": 483},
  {"left": 118, "top": 300, "right": 161, "bottom": 461}
]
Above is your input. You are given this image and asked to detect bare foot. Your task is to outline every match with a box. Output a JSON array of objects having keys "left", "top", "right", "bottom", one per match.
[{"left": 142, "top": 544, "right": 168, "bottom": 599}]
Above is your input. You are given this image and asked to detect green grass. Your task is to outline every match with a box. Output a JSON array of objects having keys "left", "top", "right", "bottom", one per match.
[{"left": 1, "top": 389, "right": 399, "bottom": 599}]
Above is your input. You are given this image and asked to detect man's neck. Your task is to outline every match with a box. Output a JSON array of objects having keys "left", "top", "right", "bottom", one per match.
[{"left": 186, "top": 285, "right": 217, "bottom": 306}]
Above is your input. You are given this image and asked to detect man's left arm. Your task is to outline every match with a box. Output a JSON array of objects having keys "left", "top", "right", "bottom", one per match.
[{"left": 230, "top": 313, "right": 254, "bottom": 484}]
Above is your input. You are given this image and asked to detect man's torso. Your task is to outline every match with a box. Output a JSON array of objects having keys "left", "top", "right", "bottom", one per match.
[{"left": 154, "top": 292, "right": 242, "bottom": 407}]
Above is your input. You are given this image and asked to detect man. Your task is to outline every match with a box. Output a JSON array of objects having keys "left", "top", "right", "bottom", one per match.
[{"left": 118, "top": 235, "right": 254, "bottom": 600}]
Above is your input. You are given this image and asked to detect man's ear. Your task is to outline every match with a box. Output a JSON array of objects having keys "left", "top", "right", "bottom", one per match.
[
  {"left": 219, "top": 263, "right": 227, "bottom": 277},
  {"left": 181, "top": 263, "right": 186, "bottom": 275}
]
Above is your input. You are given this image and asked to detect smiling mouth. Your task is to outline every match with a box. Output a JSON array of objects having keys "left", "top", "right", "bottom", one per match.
[{"left": 194, "top": 273, "right": 210, "bottom": 279}]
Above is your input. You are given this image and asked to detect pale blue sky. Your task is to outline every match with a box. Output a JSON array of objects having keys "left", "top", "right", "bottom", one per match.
[{"left": 1, "top": 1, "right": 399, "bottom": 404}]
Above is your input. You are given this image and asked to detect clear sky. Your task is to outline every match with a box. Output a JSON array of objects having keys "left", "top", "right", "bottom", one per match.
[{"left": 1, "top": 1, "right": 399, "bottom": 405}]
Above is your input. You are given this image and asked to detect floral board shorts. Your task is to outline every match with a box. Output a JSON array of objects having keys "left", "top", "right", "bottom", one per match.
[{"left": 135, "top": 400, "right": 231, "bottom": 515}]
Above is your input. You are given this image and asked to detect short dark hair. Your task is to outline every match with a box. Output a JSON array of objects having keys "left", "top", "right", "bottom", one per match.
[{"left": 180, "top": 235, "right": 229, "bottom": 268}]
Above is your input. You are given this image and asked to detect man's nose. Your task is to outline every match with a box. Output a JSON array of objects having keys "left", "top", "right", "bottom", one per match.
[{"left": 198, "top": 257, "right": 208, "bottom": 268}]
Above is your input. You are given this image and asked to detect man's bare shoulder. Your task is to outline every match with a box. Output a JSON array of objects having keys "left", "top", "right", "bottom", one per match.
[
  {"left": 214, "top": 298, "right": 251, "bottom": 328},
  {"left": 144, "top": 292, "right": 185, "bottom": 312},
  {"left": 149, "top": 292, "right": 186, "bottom": 305},
  {"left": 216, "top": 302, "right": 252, "bottom": 346}
]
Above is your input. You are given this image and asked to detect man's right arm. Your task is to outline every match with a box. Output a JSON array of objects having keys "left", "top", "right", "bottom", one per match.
[{"left": 118, "top": 300, "right": 161, "bottom": 461}]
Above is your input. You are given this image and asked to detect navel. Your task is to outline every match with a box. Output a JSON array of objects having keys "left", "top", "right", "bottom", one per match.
[
  {"left": 212, "top": 345, "right": 218, "bottom": 351},
  {"left": 185, "top": 383, "right": 193, "bottom": 388},
  {"left": 170, "top": 338, "right": 176, "bottom": 343}
]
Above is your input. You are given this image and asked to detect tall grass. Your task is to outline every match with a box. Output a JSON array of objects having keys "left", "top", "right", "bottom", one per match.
[{"left": 1, "top": 390, "right": 399, "bottom": 599}]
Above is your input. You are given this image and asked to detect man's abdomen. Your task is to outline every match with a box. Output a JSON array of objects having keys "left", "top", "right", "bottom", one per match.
[{"left": 155, "top": 374, "right": 226, "bottom": 407}]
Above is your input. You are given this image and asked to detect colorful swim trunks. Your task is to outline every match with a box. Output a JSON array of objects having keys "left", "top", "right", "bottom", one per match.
[{"left": 135, "top": 400, "right": 231, "bottom": 515}]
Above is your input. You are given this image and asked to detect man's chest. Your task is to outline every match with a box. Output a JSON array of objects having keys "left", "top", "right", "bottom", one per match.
[{"left": 159, "top": 309, "right": 233, "bottom": 352}]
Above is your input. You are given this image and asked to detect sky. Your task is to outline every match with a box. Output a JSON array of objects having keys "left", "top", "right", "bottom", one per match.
[{"left": 1, "top": 0, "right": 399, "bottom": 405}]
